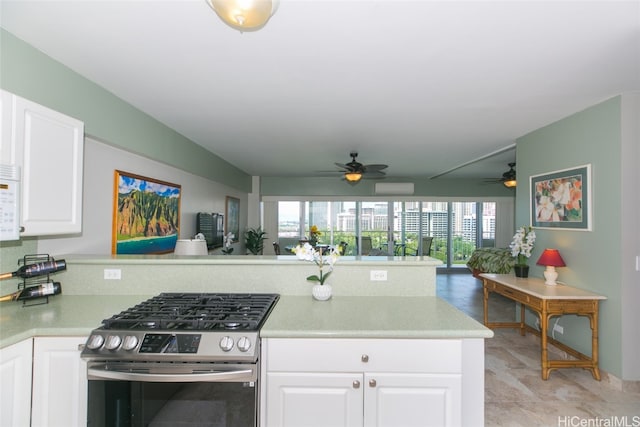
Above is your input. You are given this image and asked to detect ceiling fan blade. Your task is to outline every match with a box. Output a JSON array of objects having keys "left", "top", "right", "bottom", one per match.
[
  {"left": 483, "top": 162, "right": 516, "bottom": 184},
  {"left": 363, "top": 170, "right": 386, "bottom": 176},
  {"left": 335, "top": 162, "right": 363, "bottom": 172},
  {"left": 363, "top": 164, "right": 388, "bottom": 172}
]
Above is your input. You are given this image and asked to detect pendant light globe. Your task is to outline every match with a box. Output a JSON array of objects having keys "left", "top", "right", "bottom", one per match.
[{"left": 206, "top": 0, "right": 279, "bottom": 32}]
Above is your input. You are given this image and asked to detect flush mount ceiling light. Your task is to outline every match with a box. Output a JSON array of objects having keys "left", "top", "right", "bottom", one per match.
[{"left": 206, "top": 0, "right": 279, "bottom": 32}]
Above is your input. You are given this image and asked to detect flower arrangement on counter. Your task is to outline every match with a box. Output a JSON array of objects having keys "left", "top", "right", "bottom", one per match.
[
  {"left": 309, "top": 225, "right": 322, "bottom": 246},
  {"left": 293, "top": 242, "right": 340, "bottom": 286},
  {"left": 221, "top": 232, "right": 235, "bottom": 255},
  {"left": 509, "top": 226, "right": 536, "bottom": 266}
]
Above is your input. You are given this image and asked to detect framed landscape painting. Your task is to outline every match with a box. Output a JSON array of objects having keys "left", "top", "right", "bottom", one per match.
[
  {"left": 112, "top": 170, "right": 181, "bottom": 254},
  {"left": 530, "top": 164, "right": 591, "bottom": 231}
]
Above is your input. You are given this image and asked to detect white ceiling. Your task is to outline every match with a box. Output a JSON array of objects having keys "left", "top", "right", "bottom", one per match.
[{"left": 1, "top": 0, "right": 639, "bottom": 181}]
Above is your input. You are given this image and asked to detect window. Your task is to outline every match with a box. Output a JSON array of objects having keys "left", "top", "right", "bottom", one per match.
[{"left": 276, "top": 200, "right": 496, "bottom": 266}]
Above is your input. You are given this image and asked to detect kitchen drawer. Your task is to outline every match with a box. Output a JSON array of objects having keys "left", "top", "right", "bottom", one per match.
[{"left": 264, "top": 338, "right": 462, "bottom": 373}]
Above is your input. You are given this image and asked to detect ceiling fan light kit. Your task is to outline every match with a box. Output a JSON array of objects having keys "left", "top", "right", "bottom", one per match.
[
  {"left": 206, "top": 0, "right": 279, "bottom": 32},
  {"left": 503, "top": 178, "right": 517, "bottom": 188},
  {"left": 344, "top": 172, "right": 363, "bottom": 182}
]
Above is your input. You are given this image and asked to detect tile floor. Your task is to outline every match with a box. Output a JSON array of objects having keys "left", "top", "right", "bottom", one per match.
[{"left": 436, "top": 273, "right": 640, "bottom": 427}]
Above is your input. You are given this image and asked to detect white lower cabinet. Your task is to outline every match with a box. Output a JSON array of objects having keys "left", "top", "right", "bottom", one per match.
[
  {"left": 0, "top": 339, "right": 33, "bottom": 427},
  {"left": 31, "top": 337, "right": 87, "bottom": 427},
  {"left": 266, "top": 371, "right": 460, "bottom": 427},
  {"left": 266, "top": 372, "right": 363, "bottom": 426},
  {"left": 363, "top": 373, "right": 461, "bottom": 427},
  {"left": 262, "top": 338, "right": 475, "bottom": 427}
]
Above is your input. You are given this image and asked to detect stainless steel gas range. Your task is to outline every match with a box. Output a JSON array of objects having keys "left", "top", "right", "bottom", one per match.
[{"left": 81, "top": 292, "right": 279, "bottom": 427}]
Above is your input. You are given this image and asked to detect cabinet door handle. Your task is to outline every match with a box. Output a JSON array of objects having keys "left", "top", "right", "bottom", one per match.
[
  {"left": 369, "top": 379, "right": 377, "bottom": 388},
  {"left": 353, "top": 380, "right": 360, "bottom": 389},
  {"left": 361, "top": 354, "right": 369, "bottom": 363}
]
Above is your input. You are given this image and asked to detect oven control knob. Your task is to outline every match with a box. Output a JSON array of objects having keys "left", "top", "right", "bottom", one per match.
[
  {"left": 220, "top": 336, "right": 234, "bottom": 352},
  {"left": 104, "top": 335, "right": 122, "bottom": 351},
  {"left": 86, "top": 334, "right": 105, "bottom": 350},
  {"left": 237, "top": 336, "right": 252, "bottom": 352},
  {"left": 122, "top": 335, "right": 139, "bottom": 351}
]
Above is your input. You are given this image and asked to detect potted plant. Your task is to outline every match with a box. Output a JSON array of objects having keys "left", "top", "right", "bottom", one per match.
[
  {"left": 293, "top": 242, "right": 340, "bottom": 301},
  {"left": 221, "top": 232, "right": 235, "bottom": 255},
  {"left": 245, "top": 227, "right": 267, "bottom": 255},
  {"left": 509, "top": 226, "right": 536, "bottom": 277}
]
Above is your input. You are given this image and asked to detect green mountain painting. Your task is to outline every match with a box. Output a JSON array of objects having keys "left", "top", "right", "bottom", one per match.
[{"left": 113, "top": 171, "right": 180, "bottom": 254}]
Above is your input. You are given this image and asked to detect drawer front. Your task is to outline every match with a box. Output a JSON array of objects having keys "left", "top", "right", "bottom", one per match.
[
  {"left": 487, "top": 282, "right": 542, "bottom": 309},
  {"left": 264, "top": 338, "right": 462, "bottom": 373},
  {"left": 546, "top": 299, "right": 597, "bottom": 314}
]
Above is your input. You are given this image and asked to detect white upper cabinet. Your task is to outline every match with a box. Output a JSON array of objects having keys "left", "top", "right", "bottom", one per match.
[
  {"left": 1, "top": 89, "right": 84, "bottom": 236},
  {"left": 1, "top": 90, "right": 18, "bottom": 165}
]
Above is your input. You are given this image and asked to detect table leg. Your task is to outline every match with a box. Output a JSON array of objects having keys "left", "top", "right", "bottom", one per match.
[
  {"left": 483, "top": 283, "right": 489, "bottom": 326},
  {"left": 589, "top": 311, "right": 602, "bottom": 381},
  {"left": 519, "top": 303, "right": 526, "bottom": 336},
  {"left": 540, "top": 310, "right": 550, "bottom": 380}
]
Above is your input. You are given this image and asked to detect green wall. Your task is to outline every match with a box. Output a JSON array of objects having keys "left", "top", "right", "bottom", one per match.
[
  {"left": 0, "top": 29, "right": 251, "bottom": 192},
  {"left": 515, "top": 96, "right": 623, "bottom": 378},
  {"left": 261, "top": 176, "right": 515, "bottom": 197}
]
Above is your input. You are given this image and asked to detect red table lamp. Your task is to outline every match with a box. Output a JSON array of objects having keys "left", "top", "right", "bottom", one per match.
[{"left": 536, "top": 249, "right": 566, "bottom": 286}]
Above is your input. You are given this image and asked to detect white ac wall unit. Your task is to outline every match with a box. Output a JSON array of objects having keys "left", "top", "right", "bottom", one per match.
[{"left": 374, "top": 182, "right": 414, "bottom": 195}]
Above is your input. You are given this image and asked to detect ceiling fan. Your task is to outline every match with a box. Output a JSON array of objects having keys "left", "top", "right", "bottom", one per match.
[
  {"left": 334, "top": 152, "right": 388, "bottom": 183},
  {"left": 485, "top": 162, "right": 517, "bottom": 188}
]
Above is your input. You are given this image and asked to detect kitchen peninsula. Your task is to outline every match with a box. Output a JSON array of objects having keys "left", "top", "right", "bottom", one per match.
[{"left": 1, "top": 256, "right": 492, "bottom": 426}]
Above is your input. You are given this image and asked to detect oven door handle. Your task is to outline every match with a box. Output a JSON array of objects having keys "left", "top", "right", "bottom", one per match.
[{"left": 87, "top": 367, "right": 255, "bottom": 383}]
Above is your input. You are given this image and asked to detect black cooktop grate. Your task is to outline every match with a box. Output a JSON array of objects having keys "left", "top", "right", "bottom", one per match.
[{"left": 100, "top": 293, "right": 279, "bottom": 331}]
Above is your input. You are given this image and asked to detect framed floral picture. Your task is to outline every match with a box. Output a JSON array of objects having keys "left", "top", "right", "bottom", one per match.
[
  {"left": 225, "top": 196, "right": 240, "bottom": 242},
  {"left": 530, "top": 164, "right": 591, "bottom": 231},
  {"left": 112, "top": 170, "right": 181, "bottom": 254}
]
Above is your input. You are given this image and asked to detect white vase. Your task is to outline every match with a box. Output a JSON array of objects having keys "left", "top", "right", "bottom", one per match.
[{"left": 312, "top": 284, "right": 332, "bottom": 301}]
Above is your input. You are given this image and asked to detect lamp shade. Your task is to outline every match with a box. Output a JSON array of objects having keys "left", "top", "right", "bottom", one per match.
[
  {"left": 206, "top": 0, "right": 279, "bottom": 32},
  {"left": 174, "top": 239, "right": 208, "bottom": 256},
  {"left": 536, "top": 249, "right": 566, "bottom": 267}
]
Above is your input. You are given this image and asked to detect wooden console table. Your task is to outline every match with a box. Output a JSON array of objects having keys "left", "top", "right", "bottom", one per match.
[{"left": 480, "top": 273, "right": 606, "bottom": 380}]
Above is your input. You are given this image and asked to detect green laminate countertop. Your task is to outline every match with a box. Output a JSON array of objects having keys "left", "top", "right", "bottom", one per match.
[
  {"left": 261, "top": 296, "right": 494, "bottom": 339},
  {"left": 0, "top": 294, "right": 152, "bottom": 348},
  {"left": 1, "top": 294, "right": 492, "bottom": 349}
]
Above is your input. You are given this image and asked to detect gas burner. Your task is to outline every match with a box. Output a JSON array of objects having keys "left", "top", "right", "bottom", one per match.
[
  {"left": 100, "top": 293, "right": 279, "bottom": 332},
  {"left": 225, "top": 322, "right": 243, "bottom": 330}
]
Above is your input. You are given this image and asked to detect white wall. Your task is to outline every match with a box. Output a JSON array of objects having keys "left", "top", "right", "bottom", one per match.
[{"left": 37, "top": 137, "right": 247, "bottom": 256}]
